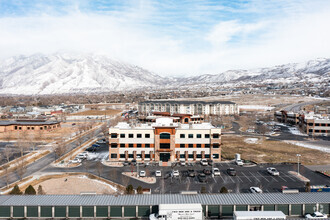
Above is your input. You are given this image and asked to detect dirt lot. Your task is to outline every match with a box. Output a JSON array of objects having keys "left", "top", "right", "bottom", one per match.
[
  {"left": 221, "top": 135, "right": 329, "bottom": 165},
  {"left": 71, "top": 109, "right": 122, "bottom": 116},
  {"left": 35, "top": 175, "right": 119, "bottom": 195}
]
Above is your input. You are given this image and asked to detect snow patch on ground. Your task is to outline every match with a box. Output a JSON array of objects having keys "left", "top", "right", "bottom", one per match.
[
  {"left": 239, "top": 105, "right": 275, "bottom": 111},
  {"left": 78, "top": 175, "right": 117, "bottom": 191},
  {"left": 284, "top": 141, "right": 330, "bottom": 153},
  {"left": 87, "top": 152, "right": 109, "bottom": 161},
  {"left": 244, "top": 138, "right": 259, "bottom": 144},
  {"left": 287, "top": 127, "right": 308, "bottom": 136}
]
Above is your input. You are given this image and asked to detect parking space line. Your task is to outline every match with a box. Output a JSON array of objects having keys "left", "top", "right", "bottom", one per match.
[
  {"left": 257, "top": 171, "right": 269, "bottom": 182},
  {"left": 219, "top": 175, "right": 225, "bottom": 182},
  {"left": 278, "top": 175, "right": 287, "bottom": 182},
  {"left": 236, "top": 175, "right": 244, "bottom": 182},
  {"left": 228, "top": 175, "right": 235, "bottom": 183},
  {"left": 282, "top": 173, "right": 297, "bottom": 182},
  {"left": 249, "top": 171, "right": 260, "bottom": 182},
  {"left": 241, "top": 172, "right": 252, "bottom": 182},
  {"left": 269, "top": 175, "right": 279, "bottom": 182},
  {"left": 213, "top": 177, "right": 217, "bottom": 183}
]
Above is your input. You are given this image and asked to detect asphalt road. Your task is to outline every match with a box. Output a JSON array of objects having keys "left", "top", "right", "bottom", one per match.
[
  {"left": 0, "top": 127, "right": 103, "bottom": 189},
  {"left": 282, "top": 100, "right": 328, "bottom": 112}
]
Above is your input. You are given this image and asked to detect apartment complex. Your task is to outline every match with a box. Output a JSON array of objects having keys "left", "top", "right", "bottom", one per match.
[
  {"left": 139, "top": 100, "right": 238, "bottom": 116},
  {"left": 274, "top": 111, "right": 329, "bottom": 136},
  {"left": 301, "top": 114, "right": 330, "bottom": 136},
  {"left": 109, "top": 118, "right": 221, "bottom": 162}
]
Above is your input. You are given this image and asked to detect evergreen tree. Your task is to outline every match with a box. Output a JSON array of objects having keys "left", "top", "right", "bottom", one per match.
[
  {"left": 25, "top": 185, "right": 36, "bottom": 195},
  {"left": 9, "top": 184, "right": 23, "bottom": 195},
  {"left": 126, "top": 184, "right": 134, "bottom": 194},
  {"left": 137, "top": 186, "right": 143, "bottom": 194},
  {"left": 305, "top": 182, "right": 311, "bottom": 192},
  {"left": 220, "top": 186, "right": 228, "bottom": 193},
  {"left": 37, "top": 185, "right": 45, "bottom": 195}
]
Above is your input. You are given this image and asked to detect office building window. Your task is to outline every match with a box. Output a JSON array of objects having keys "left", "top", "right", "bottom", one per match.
[
  {"left": 120, "top": 134, "right": 125, "bottom": 138},
  {"left": 145, "top": 144, "right": 150, "bottom": 148},
  {"left": 180, "top": 144, "right": 185, "bottom": 148},
  {"left": 205, "top": 144, "right": 210, "bottom": 148},
  {"left": 111, "top": 133, "right": 117, "bottom": 138},
  {"left": 188, "top": 134, "right": 193, "bottom": 138},
  {"left": 197, "top": 144, "right": 201, "bottom": 148},
  {"left": 188, "top": 144, "right": 193, "bottom": 148},
  {"left": 160, "top": 133, "right": 171, "bottom": 139},
  {"left": 137, "top": 144, "right": 142, "bottom": 148},
  {"left": 137, "top": 134, "right": 142, "bottom": 138},
  {"left": 129, "top": 134, "right": 134, "bottom": 138},
  {"left": 180, "top": 134, "right": 185, "bottom": 138},
  {"left": 111, "top": 144, "right": 117, "bottom": 148},
  {"left": 205, "top": 134, "right": 210, "bottom": 138},
  {"left": 197, "top": 134, "right": 201, "bottom": 138},
  {"left": 145, "top": 134, "right": 150, "bottom": 138},
  {"left": 129, "top": 144, "right": 133, "bottom": 148},
  {"left": 213, "top": 134, "right": 219, "bottom": 138},
  {"left": 111, "top": 154, "right": 117, "bottom": 158},
  {"left": 120, "top": 144, "right": 125, "bottom": 148}
]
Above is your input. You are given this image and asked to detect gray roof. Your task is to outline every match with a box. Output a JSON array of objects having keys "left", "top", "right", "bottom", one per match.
[
  {"left": 0, "top": 193, "right": 329, "bottom": 206},
  {"left": 140, "top": 100, "right": 236, "bottom": 105},
  {"left": 0, "top": 121, "right": 60, "bottom": 126}
]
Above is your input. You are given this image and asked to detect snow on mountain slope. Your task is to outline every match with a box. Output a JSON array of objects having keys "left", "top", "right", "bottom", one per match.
[
  {"left": 0, "top": 53, "right": 167, "bottom": 95},
  {"left": 184, "top": 58, "right": 330, "bottom": 85}
]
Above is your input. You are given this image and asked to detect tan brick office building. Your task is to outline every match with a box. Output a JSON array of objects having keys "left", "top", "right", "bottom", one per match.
[{"left": 109, "top": 118, "right": 221, "bottom": 162}]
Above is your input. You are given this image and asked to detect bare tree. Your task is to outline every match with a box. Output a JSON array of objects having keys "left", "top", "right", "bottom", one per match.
[
  {"left": 3, "top": 165, "right": 10, "bottom": 188},
  {"left": 3, "top": 131, "right": 12, "bottom": 143},
  {"left": 100, "top": 123, "right": 108, "bottom": 139},
  {"left": 96, "top": 161, "right": 104, "bottom": 177},
  {"left": 4, "top": 146, "right": 13, "bottom": 164},
  {"left": 15, "top": 157, "right": 27, "bottom": 180}
]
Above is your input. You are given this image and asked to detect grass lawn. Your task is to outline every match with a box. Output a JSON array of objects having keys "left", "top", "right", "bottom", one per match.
[{"left": 221, "top": 135, "right": 329, "bottom": 165}]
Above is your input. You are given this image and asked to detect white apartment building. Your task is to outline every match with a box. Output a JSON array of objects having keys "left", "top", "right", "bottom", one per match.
[{"left": 138, "top": 100, "right": 239, "bottom": 116}]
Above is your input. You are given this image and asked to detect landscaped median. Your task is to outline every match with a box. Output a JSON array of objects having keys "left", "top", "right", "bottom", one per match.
[
  {"left": 122, "top": 172, "right": 156, "bottom": 184},
  {"left": 0, "top": 150, "right": 50, "bottom": 177},
  {"left": 0, "top": 172, "right": 125, "bottom": 195}
]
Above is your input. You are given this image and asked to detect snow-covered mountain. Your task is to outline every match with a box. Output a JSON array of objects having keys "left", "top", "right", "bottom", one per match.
[
  {"left": 0, "top": 53, "right": 329, "bottom": 95},
  {"left": 0, "top": 53, "right": 167, "bottom": 95},
  {"left": 183, "top": 58, "right": 330, "bottom": 85}
]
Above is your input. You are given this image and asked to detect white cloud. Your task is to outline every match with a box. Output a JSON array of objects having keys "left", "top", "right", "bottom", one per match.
[{"left": 0, "top": 1, "right": 329, "bottom": 76}]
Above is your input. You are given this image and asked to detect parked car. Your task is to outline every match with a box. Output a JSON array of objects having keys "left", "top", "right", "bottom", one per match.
[
  {"left": 198, "top": 173, "right": 207, "bottom": 183},
  {"left": 70, "top": 158, "right": 81, "bottom": 164},
  {"left": 200, "top": 159, "right": 208, "bottom": 166},
  {"left": 96, "top": 139, "right": 106, "bottom": 144},
  {"left": 85, "top": 147, "right": 96, "bottom": 152},
  {"left": 76, "top": 153, "right": 87, "bottom": 159},
  {"left": 305, "top": 212, "right": 328, "bottom": 219},
  {"left": 180, "top": 160, "right": 186, "bottom": 166},
  {"left": 131, "top": 160, "right": 137, "bottom": 166},
  {"left": 235, "top": 160, "right": 244, "bottom": 166},
  {"left": 227, "top": 168, "right": 237, "bottom": 176},
  {"left": 207, "top": 159, "right": 213, "bottom": 166},
  {"left": 139, "top": 171, "right": 146, "bottom": 177},
  {"left": 155, "top": 170, "right": 162, "bottom": 177},
  {"left": 250, "top": 187, "right": 263, "bottom": 193},
  {"left": 72, "top": 123, "right": 76, "bottom": 126},
  {"left": 172, "top": 170, "right": 180, "bottom": 177},
  {"left": 92, "top": 144, "right": 100, "bottom": 148},
  {"left": 123, "top": 161, "right": 130, "bottom": 166},
  {"left": 267, "top": 167, "right": 279, "bottom": 176},
  {"left": 188, "top": 169, "right": 195, "bottom": 177},
  {"left": 212, "top": 168, "right": 221, "bottom": 176},
  {"left": 203, "top": 169, "right": 212, "bottom": 175}
]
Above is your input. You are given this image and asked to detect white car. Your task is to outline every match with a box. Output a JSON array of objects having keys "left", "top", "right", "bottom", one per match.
[
  {"left": 155, "top": 170, "right": 162, "bottom": 177},
  {"left": 200, "top": 159, "right": 208, "bottom": 166},
  {"left": 76, "top": 153, "right": 88, "bottom": 159},
  {"left": 212, "top": 168, "right": 221, "bottom": 176},
  {"left": 267, "top": 167, "right": 280, "bottom": 176},
  {"left": 250, "top": 186, "right": 263, "bottom": 193},
  {"left": 96, "top": 140, "right": 106, "bottom": 144},
  {"left": 180, "top": 161, "right": 186, "bottom": 166},
  {"left": 305, "top": 212, "right": 328, "bottom": 219},
  {"left": 235, "top": 160, "right": 243, "bottom": 166},
  {"left": 172, "top": 170, "right": 180, "bottom": 177},
  {"left": 139, "top": 171, "right": 146, "bottom": 177},
  {"left": 70, "top": 158, "right": 81, "bottom": 164}
]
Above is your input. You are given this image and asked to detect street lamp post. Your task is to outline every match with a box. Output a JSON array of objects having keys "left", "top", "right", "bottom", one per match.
[
  {"left": 137, "top": 156, "right": 140, "bottom": 177},
  {"left": 297, "top": 154, "right": 301, "bottom": 175}
]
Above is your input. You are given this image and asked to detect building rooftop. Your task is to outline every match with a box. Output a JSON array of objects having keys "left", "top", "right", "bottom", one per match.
[
  {"left": 114, "top": 118, "right": 215, "bottom": 130},
  {"left": 0, "top": 120, "right": 60, "bottom": 126},
  {"left": 0, "top": 193, "right": 329, "bottom": 206},
  {"left": 140, "top": 100, "right": 236, "bottom": 105}
]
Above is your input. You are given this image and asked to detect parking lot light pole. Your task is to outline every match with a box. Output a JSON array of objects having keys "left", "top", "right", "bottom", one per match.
[
  {"left": 296, "top": 154, "right": 301, "bottom": 175},
  {"left": 137, "top": 156, "right": 141, "bottom": 177}
]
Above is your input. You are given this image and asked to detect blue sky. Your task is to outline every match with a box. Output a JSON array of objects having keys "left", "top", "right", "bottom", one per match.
[{"left": 0, "top": 0, "right": 329, "bottom": 76}]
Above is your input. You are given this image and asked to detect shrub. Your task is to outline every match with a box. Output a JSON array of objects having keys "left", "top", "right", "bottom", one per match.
[
  {"left": 126, "top": 184, "right": 134, "bottom": 194},
  {"left": 25, "top": 185, "right": 36, "bottom": 195},
  {"left": 220, "top": 186, "right": 228, "bottom": 193},
  {"left": 9, "top": 185, "right": 23, "bottom": 195}
]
